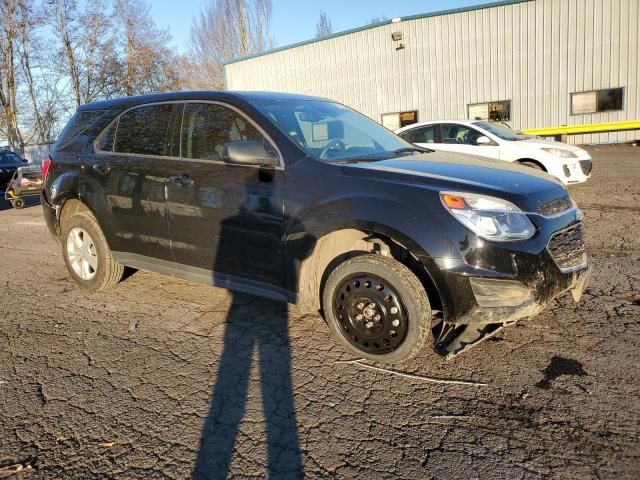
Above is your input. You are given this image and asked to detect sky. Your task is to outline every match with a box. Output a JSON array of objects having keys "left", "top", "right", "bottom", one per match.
[{"left": 149, "top": 0, "right": 495, "bottom": 54}]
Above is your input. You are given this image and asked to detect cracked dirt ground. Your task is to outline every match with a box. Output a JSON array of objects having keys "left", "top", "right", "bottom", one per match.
[{"left": 1, "top": 145, "right": 639, "bottom": 479}]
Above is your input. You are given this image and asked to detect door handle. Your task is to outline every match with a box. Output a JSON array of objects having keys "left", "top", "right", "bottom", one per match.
[
  {"left": 92, "top": 163, "right": 110, "bottom": 175},
  {"left": 167, "top": 174, "right": 194, "bottom": 187}
]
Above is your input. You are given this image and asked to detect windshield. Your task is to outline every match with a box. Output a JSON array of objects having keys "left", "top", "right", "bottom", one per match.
[
  {"left": 473, "top": 121, "right": 529, "bottom": 141},
  {"left": 253, "top": 99, "right": 412, "bottom": 162},
  {"left": 0, "top": 153, "right": 24, "bottom": 166}
]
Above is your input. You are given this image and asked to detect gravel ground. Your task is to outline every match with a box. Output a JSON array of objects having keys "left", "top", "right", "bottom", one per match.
[{"left": 0, "top": 145, "right": 639, "bottom": 479}]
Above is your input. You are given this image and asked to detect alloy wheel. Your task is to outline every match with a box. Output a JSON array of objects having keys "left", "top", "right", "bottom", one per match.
[{"left": 66, "top": 227, "right": 98, "bottom": 281}]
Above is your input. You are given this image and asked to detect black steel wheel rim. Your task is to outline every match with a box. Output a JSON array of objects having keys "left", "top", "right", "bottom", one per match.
[{"left": 333, "top": 273, "right": 408, "bottom": 354}]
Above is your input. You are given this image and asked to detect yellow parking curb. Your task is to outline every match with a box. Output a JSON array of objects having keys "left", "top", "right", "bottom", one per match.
[{"left": 522, "top": 120, "right": 640, "bottom": 136}]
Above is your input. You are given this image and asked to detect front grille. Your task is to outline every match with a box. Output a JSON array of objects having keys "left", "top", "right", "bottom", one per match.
[
  {"left": 579, "top": 160, "right": 593, "bottom": 176},
  {"left": 537, "top": 195, "right": 573, "bottom": 216},
  {"left": 547, "top": 222, "right": 587, "bottom": 272}
]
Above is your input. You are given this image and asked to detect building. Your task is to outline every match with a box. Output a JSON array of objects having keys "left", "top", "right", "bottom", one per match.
[{"left": 224, "top": 0, "right": 639, "bottom": 145}]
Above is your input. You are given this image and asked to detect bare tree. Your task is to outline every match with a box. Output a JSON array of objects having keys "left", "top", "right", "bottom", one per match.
[
  {"left": 16, "top": 1, "right": 46, "bottom": 143},
  {"left": 0, "top": 0, "right": 26, "bottom": 150},
  {"left": 79, "top": 1, "right": 120, "bottom": 102},
  {"left": 12, "top": 1, "right": 65, "bottom": 144},
  {"left": 315, "top": 11, "right": 333, "bottom": 38},
  {"left": 51, "top": 0, "right": 82, "bottom": 107},
  {"left": 188, "top": 0, "right": 274, "bottom": 89},
  {"left": 1, "top": 0, "right": 186, "bottom": 148},
  {"left": 369, "top": 15, "right": 389, "bottom": 25},
  {"left": 113, "top": 0, "right": 182, "bottom": 96},
  {"left": 50, "top": 0, "right": 120, "bottom": 107}
]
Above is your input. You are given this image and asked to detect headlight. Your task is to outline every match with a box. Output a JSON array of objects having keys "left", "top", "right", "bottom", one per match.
[
  {"left": 440, "top": 191, "right": 535, "bottom": 241},
  {"left": 542, "top": 147, "right": 577, "bottom": 158}
]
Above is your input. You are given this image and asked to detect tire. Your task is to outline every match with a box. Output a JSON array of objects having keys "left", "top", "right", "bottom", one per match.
[
  {"left": 60, "top": 211, "right": 124, "bottom": 291},
  {"left": 12, "top": 198, "right": 24, "bottom": 209},
  {"left": 322, "top": 254, "right": 432, "bottom": 364},
  {"left": 518, "top": 160, "right": 545, "bottom": 171}
]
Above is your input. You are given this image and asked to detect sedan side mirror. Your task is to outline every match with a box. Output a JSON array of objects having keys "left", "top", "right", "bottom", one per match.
[
  {"left": 476, "top": 135, "right": 492, "bottom": 146},
  {"left": 222, "top": 140, "right": 279, "bottom": 167}
]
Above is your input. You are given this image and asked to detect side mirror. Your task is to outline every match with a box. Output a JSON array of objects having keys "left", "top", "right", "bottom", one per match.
[
  {"left": 476, "top": 135, "right": 492, "bottom": 146},
  {"left": 221, "top": 140, "right": 279, "bottom": 167}
]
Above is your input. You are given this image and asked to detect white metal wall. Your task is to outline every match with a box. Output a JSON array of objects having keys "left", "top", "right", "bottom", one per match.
[{"left": 225, "top": 0, "right": 640, "bottom": 144}]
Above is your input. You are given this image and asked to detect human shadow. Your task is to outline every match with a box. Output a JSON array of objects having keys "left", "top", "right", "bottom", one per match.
[
  {"left": 192, "top": 295, "right": 302, "bottom": 479},
  {"left": 193, "top": 169, "right": 312, "bottom": 479}
]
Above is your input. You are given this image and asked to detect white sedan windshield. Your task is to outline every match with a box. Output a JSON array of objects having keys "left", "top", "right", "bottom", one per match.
[{"left": 473, "top": 121, "right": 529, "bottom": 141}]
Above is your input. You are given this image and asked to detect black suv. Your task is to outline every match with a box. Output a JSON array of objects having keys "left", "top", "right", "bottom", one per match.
[
  {"left": 41, "top": 91, "right": 590, "bottom": 362},
  {"left": 0, "top": 150, "right": 27, "bottom": 190}
]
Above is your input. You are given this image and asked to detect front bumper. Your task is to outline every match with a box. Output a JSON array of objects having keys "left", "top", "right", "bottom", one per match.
[
  {"left": 419, "top": 217, "right": 590, "bottom": 357},
  {"left": 546, "top": 155, "right": 592, "bottom": 185},
  {"left": 431, "top": 262, "right": 590, "bottom": 358}
]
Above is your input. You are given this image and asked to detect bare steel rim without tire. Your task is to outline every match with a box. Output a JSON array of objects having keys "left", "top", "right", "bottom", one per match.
[{"left": 66, "top": 227, "right": 98, "bottom": 281}]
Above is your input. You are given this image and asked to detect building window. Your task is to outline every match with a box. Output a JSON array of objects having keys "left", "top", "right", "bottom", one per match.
[
  {"left": 381, "top": 110, "right": 417, "bottom": 131},
  {"left": 468, "top": 100, "right": 511, "bottom": 122},
  {"left": 571, "top": 87, "right": 624, "bottom": 115}
]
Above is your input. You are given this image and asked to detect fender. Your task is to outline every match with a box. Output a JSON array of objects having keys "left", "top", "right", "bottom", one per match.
[
  {"left": 286, "top": 191, "right": 465, "bottom": 263},
  {"left": 47, "top": 169, "right": 113, "bottom": 246},
  {"left": 49, "top": 170, "right": 83, "bottom": 207},
  {"left": 284, "top": 192, "right": 463, "bottom": 315}
]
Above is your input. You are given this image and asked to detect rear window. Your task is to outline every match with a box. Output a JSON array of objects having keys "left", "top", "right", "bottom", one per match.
[
  {"left": 113, "top": 104, "right": 173, "bottom": 156},
  {"left": 55, "top": 110, "right": 108, "bottom": 148}
]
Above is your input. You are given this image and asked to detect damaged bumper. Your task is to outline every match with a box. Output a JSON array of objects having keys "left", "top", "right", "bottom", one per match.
[
  {"left": 419, "top": 220, "right": 591, "bottom": 358},
  {"left": 436, "top": 265, "right": 590, "bottom": 358}
]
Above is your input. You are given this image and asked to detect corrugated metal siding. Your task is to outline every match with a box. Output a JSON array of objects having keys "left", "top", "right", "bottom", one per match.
[{"left": 226, "top": 0, "right": 640, "bottom": 144}]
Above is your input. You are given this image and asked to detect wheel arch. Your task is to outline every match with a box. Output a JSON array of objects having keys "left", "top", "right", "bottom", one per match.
[
  {"left": 54, "top": 197, "right": 109, "bottom": 249},
  {"left": 49, "top": 171, "right": 109, "bottom": 241},
  {"left": 516, "top": 158, "right": 547, "bottom": 172},
  {"left": 294, "top": 224, "right": 444, "bottom": 315}
]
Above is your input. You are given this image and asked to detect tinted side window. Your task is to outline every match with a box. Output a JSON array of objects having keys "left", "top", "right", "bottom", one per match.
[
  {"left": 400, "top": 125, "right": 436, "bottom": 144},
  {"left": 440, "top": 124, "right": 482, "bottom": 145},
  {"left": 55, "top": 110, "right": 108, "bottom": 148},
  {"left": 181, "top": 103, "right": 265, "bottom": 161},
  {"left": 97, "top": 122, "right": 116, "bottom": 152},
  {"left": 114, "top": 104, "right": 174, "bottom": 156}
]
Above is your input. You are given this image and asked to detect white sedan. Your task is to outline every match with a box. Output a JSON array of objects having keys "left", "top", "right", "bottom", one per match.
[{"left": 395, "top": 120, "right": 592, "bottom": 184}]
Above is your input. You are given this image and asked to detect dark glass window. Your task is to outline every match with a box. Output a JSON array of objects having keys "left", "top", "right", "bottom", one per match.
[
  {"left": 181, "top": 103, "right": 265, "bottom": 161},
  {"left": 97, "top": 123, "right": 116, "bottom": 152},
  {"left": 114, "top": 104, "right": 174, "bottom": 156},
  {"left": 597, "top": 88, "right": 624, "bottom": 112},
  {"left": 399, "top": 124, "right": 437, "bottom": 144},
  {"left": 55, "top": 110, "right": 107, "bottom": 148},
  {"left": 571, "top": 88, "right": 624, "bottom": 114},
  {"left": 440, "top": 124, "right": 483, "bottom": 145}
]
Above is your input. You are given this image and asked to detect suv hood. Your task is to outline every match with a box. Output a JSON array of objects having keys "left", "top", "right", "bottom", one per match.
[{"left": 342, "top": 150, "right": 568, "bottom": 210}]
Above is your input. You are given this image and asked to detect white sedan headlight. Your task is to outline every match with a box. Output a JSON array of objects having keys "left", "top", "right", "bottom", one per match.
[
  {"left": 440, "top": 191, "right": 536, "bottom": 241},
  {"left": 542, "top": 147, "right": 577, "bottom": 158}
]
